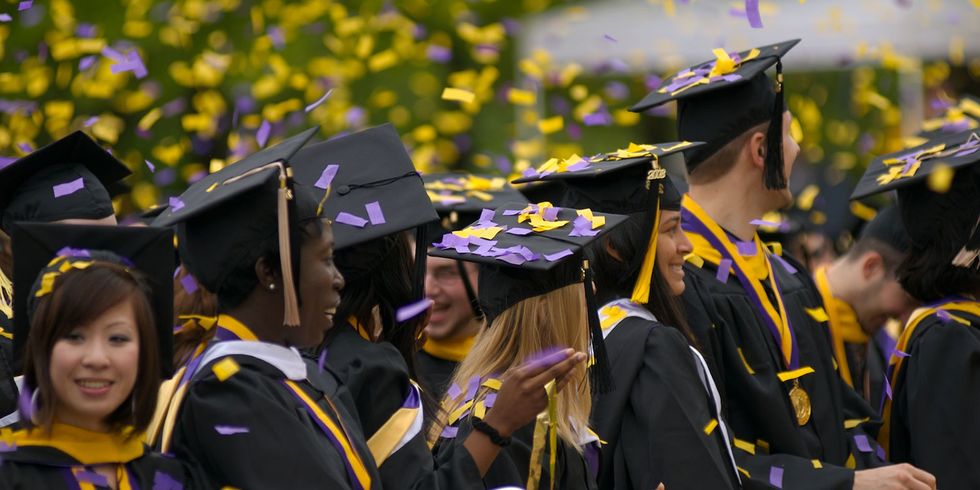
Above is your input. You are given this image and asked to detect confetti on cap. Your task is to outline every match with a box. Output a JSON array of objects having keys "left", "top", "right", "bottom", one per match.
[
  {"left": 769, "top": 466, "right": 783, "bottom": 488},
  {"left": 365, "top": 201, "right": 386, "bottom": 225},
  {"left": 441, "top": 87, "right": 476, "bottom": 104},
  {"left": 214, "top": 425, "right": 250, "bottom": 435},
  {"left": 335, "top": 211, "right": 368, "bottom": 228},
  {"left": 314, "top": 164, "right": 339, "bottom": 190},
  {"left": 212, "top": 357, "right": 240, "bottom": 381},
  {"left": 52, "top": 177, "right": 85, "bottom": 198},
  {"left": 169, "top": 196, "right": 185, "bottom": 212},
  {"left": 396, "top": 298, "right": 434, "bottom": 322}
]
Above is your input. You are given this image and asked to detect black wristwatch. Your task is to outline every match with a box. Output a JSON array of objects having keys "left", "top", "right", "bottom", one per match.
[{"left": 472, "top": 417, "right": 512, "bottom": 447}]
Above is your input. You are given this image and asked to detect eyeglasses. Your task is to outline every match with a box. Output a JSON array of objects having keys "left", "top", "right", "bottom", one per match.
[{"left": 426, "top": 266, "right": 462, "bottom": 286}]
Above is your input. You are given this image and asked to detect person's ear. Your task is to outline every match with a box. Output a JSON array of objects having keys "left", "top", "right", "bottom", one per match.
[
  {"left": 747, "top": 131, "right": 766, "bottom": 170},
  {"left": 861, "top": 251, "right": 884, "bottom": 282},
  {"left": 254, "top": 256, "right": 282, "bottom": 292},
  {"left": 604, "top": 236, "right": 624, "bottom": 262}
]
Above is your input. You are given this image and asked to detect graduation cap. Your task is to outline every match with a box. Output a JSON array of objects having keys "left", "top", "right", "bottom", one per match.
[
  {"left": 291, "top": 123, "right": 439, "bottom": 299},
  {"left": 9, "top": 223, "right": 174, "bottom": 376},
  {"left": 154, "top": 126, "right": 321, "bottom": 328},
  {"left": 423, "top": 173, "right": 528, "bottom": 319},
  {"left": 856, "top": 205, "right": 909, "bottom": 254},
  {"left": 851, "top": 129, "right": 980, "bottom": 268},
  {"left": 512, "top": 142, "right": 699, "bottom": 304},
  {"left": 913, "top": 95, "right": 980, "bottom": 144},
  {"left": 0, "top": 131, "right": 132, "bottom": 232},
  {"left": 429, "top": 202, "right": 628, "bottom": 391},
  {"left": 630, "top": 39, "right": 801, "bottom": 190}
]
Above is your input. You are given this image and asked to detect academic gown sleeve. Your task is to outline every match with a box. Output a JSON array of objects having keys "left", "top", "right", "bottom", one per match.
[
  {"left": 171, "top": 356, "right": 371, "bottom": 490},
  {"left": 889, "top": 311, "right": 980, "bottom": 489},
  {"left": 324, "top": 326, "right": 482, "bottom": 490},
  {"left": 592, "top": 317, "right": 738, "bottom": 490},
  {"left": 681, "top": 259, "right": 862, "bottom": 490}
]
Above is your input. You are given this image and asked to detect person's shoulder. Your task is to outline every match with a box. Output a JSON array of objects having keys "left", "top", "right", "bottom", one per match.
[{"left": 326, "top": 327, "right": 409, "bottom": 373}]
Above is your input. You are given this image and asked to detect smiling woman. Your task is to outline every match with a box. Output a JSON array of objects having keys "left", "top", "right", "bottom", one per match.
[{"left": 0, "top": 225, "right": 207, "bottom": 489}]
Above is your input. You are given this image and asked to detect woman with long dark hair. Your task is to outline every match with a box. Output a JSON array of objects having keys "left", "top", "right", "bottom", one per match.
[
  {"left": 0, "top": 223, "right": 205, "bottom": 488},
  {"left": 514, "top": 144, "right": 742, "bottom": 489}
]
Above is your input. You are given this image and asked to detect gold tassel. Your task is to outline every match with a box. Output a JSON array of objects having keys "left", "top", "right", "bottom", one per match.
[
  {"left": 630, "top": 194, "right": 662, "bottom": 304},
  {"left": 0, "top": 267, "right": 12, "bottom": 320},
  {"left": 278, "top": 174, "right": 301, "bottom": 328}
]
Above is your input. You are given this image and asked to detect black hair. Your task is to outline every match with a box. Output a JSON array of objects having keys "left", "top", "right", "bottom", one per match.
[
  {"left": 844, "top": 237, "right": 905, "bottom": 275},
  {"left": 334, "top": 231, "right": 424, "bottom": 378},
  {"left": 215, "top": 218, "right": 323, "bottom": 310},
  {"left": 587, "top": 212, "right": 696, "bottom": 345}
]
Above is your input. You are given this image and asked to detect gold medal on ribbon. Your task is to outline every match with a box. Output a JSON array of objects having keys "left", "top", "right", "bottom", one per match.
[{"left": 789, "top": 380, "right": 811, "bottom": 426}]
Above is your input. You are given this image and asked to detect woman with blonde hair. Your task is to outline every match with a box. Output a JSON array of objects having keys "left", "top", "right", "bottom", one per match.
[{"left": 429, "top": 202, "right": 626, "bottom": 490}]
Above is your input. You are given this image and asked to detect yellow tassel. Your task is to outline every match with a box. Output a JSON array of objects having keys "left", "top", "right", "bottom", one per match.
[
  {"left": 278, "top": 176, "right": 301, "bottom": 328},
  {"left": 630, "top": 198, "right": 661, "bottom": 304}
]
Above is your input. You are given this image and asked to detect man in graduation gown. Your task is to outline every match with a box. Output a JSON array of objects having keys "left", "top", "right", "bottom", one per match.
[
  {"left": 853, "top": 128, "right": 980, "bottom": 488},
  {"left": 813, "top": 206, "right": 916, "bottom": 406},
  {"left": 630, "top": 39, "right": 936, "bottom": 489},
  {"left": 0, "top": 130, "right": 131, "bottom": 424}
]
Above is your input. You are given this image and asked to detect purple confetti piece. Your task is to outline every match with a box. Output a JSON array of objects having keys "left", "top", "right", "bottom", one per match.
[
  {"left": 769, "top": 466, "right": 783, "bottom": 488},
  {"left": 479, "top": 208, "right": 495, "bottom": 223},
  {"left": 771, "top": 254, "right": 798, "bottom": 274},
  {"left": 569, "top": 216, "right": 600, "bottom": 237},
  {"left": 75, "top": 470, "right": 109, "bottom": 486},
  {"left": 876, "top": 444, "right": 886, "bottom": 462},
  {"left": 180, "top": 274, "right": 199, "bottom": 294},
  {"left": 267, "top": 25, "right": 285, "bottom": 49},
  {"left": 735, "top": 241, "right": 756, "bottom": 256},
  {"left": 153, "top": 470, "right": 183, "bottom": 490},
  {"left": 214, "top": 425, "right": 250, "bottom": 435},
  {"left": 893, "top": 349, "right": 909, "bottom": 358},
  {"left": 317, "top": 349, "right": 327, "bottom": 373},
  {"left": 314, "top": 164, "right": 339, "bottom": 190},
  {"left": 76, "top": 23, "right": 96, "bottom": 37},
  {"left": 484, "top": 392, "right": 497, "bottom": 408},
  {"left": 542, "top": 206, "right": 560, "bottom": 221},
  {"left": 365, "top": 201, "right": 386, "bottom": 225},
  {"left": 53, "top": 177, "right": 85, "bottom": 198},
  {"left": 583, "top": 112, "right": 612, "bottom": 127},
  {"left": 17, "top": 385, "right": 33, "bottom": 421},
  {"left": 0, "top": 156, "right": 16, "bottom": 170},
  {"left": 0, "top": 14, "right": 11, "bottom": 22},
  {"left": 603, "top": 34, "right": 617, "bottom": 43},
  {"left": 750, "top": 218, "right": 782, "bottom": 228},
  {"left": 440, "top": 425, "right": 459, "bottom": 438},
  {"left": 427, "top": 45, "right": 452, "bottom": 63},
  {"left": 745, "top": 0, "right": 763, "bottom": 28},
  {"left": 335, "top": 212, "right": 368, "bottom": 228},
  {"left": 83, "top": 116, "right": 99, "bottom": 127},
  {"left": 18, "top": 1, "right": 32, "bottom": 11},
  {"left": 154, "top": 167, "right": 177, "bottom": 186},
  {"left": 854, "top": 434, "right": 873, "bottom": 453},
  {"left": 56, "top": 247, "right": 91, "bottom": 258},
  {"left": 502, "top": 208, "right": 525, "bottom": 216},
  {"left": 447, "top": 383, "right": 462, "bottom": 399},
  {"left": 256, "top": 120, "right": 271, "bottom": 147},
  {"left": 305, "top": 88, "right": 333, "bottom": 113},
  {"left": 169, "top": 197, "right": 185, "bottom": 212},
  {"left": 936, "top": 309, "right": 952, "bottom": 323},
  {"left": 883, "top": 373, "right": 892, "bottom": 400},
  {"left": 17, "top": 142, "right": 33, "bottom": 153},
  {"left": 497, "top": 253, "right": 527, "bottom": 266},
  {"left": 544, "top": 249, "right": 573, "bottom": 262},
  {"left": 525, "top": 347, "right": 570, "bottom": 370},
  {"left": 396, "top": 298, "right": 434, "bottom": 322},
  {"left": 506, "top": 227, "right": 532, "bottom": 236},
  {"left": 145, "top": 159, "right": 156, "bottom": 173},
  {"left": 716, "top": 258, "right": 732, "bottom": 283}
]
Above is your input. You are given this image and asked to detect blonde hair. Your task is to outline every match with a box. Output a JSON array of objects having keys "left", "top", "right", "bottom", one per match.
[{"left": 429, "top": 283, "right": 591, "bottom": 450}]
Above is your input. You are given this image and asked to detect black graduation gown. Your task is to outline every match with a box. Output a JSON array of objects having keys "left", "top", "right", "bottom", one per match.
[
  {"left": 837, "top": 331, "right": 891, "bottom": 409},
  {"left": 887, "top": 308, "right": 980, "bottom": 489},
  {"left": 433, "top": 407, "right": 598, "bottom": 489},
  {"left": 592, "top": 315, "right": 740, "bottom": 490},
  {"left": 681, "top": 253, "right": 881, "bottom": 489},
  {"left": 0, "top": 437, "right": 208, "bottom": 489},
  {"left": 170, "top": 350, "right": 382, "bottom": 489},
  {"left": 323, "top": 323, "right": 482, "bottom": 489},
  {"left": 416, "top": 349, "right": 457, "bottom": 403}
]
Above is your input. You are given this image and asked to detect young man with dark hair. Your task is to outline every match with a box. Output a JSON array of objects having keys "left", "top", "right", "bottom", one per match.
[
  {"left": 631, "top": 40, "right": 935, "bottom": 489},
  {"left": 813, "top": 206, "right": 917, "bottom": 405}
]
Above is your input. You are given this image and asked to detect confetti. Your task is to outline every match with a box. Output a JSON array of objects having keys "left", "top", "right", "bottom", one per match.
[
  {"left": 102, "top": 46, "right": 147, "bottom": 79},
  {"left": 53, "top": 177, "right": 85, "bottom": 198},
  {"left": 18, "top": 1, "right": 32, "bottom": 11},
  {"left": 769, "top": 466, "right": 783, "bottom": 488},
  {"left": 603, "top": 34, "right": 617, "bottom": 43},
  {"left": 145, "top": 159, "right": 156, "bottom": 173},
  {"left": 507, "top": 88, "right": 536, "bottom": 106},
  {"left": 537, "top": 116, "right": 564, "bottom": 135},
  {"left": 168, "top": 197, "right": 185, "bottom": 212},
  {"left": 505, "top": 227, "right": 532, "bottom": 236},
  {"left": 365, "top": 201, "right": 386, "bottom": 225},
  {"left": 441, "top": 87, "right": 476, "bottom": 104},
  {"left": 750, "top": 219, "right": 782, "bottom": 228},
  {"left": 853, "top": 434, "right": 873, "bottom": 453},
  {"left": 0, "top": 14, "right": 11, "bottom": 22},
  {"left": 75, "top": 470, "right": 109, "bottom": 487},
  {"left": 317, "top": 349, "right": 327, "bottom": 373},
  {"left": 745, "top": 0, "right": 764, "bottom": 28},
  {"left": 544, "top": 248, "right": 573, "bottom": 261},
  {"left": 314, "top": 165, "right": 339, "bottom": 190},
  {"left": 396, "top": 298, "right": 434, "bottom": 322},
  {"left": 927, "top": 163, "right": 954, "bottom": 193},
  {"left": 716, "top": 258, "right": 732, "bottom": 283},
  {"left": 525, "top": 347, "right": 570, "bottom": 370},
  {"left": 180, "top": 274, "right": 199, "bottom": 294},
  {"left": 256, "top": 120, "right": 271, "bottom": 147},
  {"left": 212, "top": 357, "right": 240, "bottom": 381},
  {"left": 305, "top": 89, "right": 333, "bottom": 113},
  {"left": 335, "top": 212, "right": 368, "bottom": 228},
  {"left": 214, "top": 425, "right": 250, "bottom": 435}
]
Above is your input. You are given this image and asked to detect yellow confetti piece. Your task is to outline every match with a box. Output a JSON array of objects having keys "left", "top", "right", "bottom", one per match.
[
  {"left": 849, "top": 201, "right": 878, "bottom": 221},
  {"left": 35, "top": 272, "right": 59, "bottom": 298},
  {"left": 843, "top": 417, "right": 869, "bottom": 429},
  {"left": 537, "top": 116, "right": 564, "bottom": 135},
  {"left": 368, "top": 50, "right": 399, "bottom": 72},
  {"left": 212, "top": 357, "right": 240, "bottom": 382},
  {"left": 703, "top": 418, "right": 718, "bottom": 435},
  {"left": 796, "top": 185, "right": 819, "bottom": 211},
  {"left": 806, "top": 307, "right": 829, "bottom": 323},
  {"left": 927, "top": 163, "right": 954, "bottom": 193},
  {"left": 812, "top": 460, "right": 822, "bottom": 468},
  {"left": 507, "top": 88, "right": 536, "bottom": 106},
  {"left": 441, "top": 87, "right": 476, "bottom": 104},
  {"left": 137, "top": 108, "right": 163, "bottom": 131},
  {"left": 734, "top": 438, "right": 756, "bottom": 454}
]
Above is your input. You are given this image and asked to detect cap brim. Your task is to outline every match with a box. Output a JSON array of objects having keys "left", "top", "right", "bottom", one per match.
[{"left": 512, "top": 141, "right": 702, "bottom": 184}]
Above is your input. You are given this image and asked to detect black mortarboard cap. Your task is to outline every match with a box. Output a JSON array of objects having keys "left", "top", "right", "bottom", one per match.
[
  {"left": 856, "top": 205, "right": 909, "bottom": 254},
  {"left": 513, "top": 142, "right": 699, "bottom": 304},
  {"left": 852, "top": 129, "right": 980, "bottom": 268},
  {"left": 155, "top": 126, "right": 321, "bottom": 328},
  {"left": 292, "top": 123, "right": 439, "bottom": 300},
  {"left": 0, "top": 131, "right": 132, "bottom": 232},
  {"left": 429, "top": 202, "right": 627, "bottom": 391},
  {"left": 630, "top": 39, "right": 800, "bottom": 190},
  {"left": 9, "top": 223, "right": 174, "bottom": 376}
]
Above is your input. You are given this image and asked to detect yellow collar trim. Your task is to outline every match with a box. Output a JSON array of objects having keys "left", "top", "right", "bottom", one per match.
[
  {"left": 422, "top": 335, "right": 476, "bottom": 362},
  {"left": 685, "top": 225, "right": 769, "bottom": 280},
  {"left": 5, "top": 423, "right": 144, "bottom": 465},
  {"left": 814, "top": 267, "right": 867, "bottom": 387},
  {"left": 216, "top": 314, "right": 259, "bottom": 341}
]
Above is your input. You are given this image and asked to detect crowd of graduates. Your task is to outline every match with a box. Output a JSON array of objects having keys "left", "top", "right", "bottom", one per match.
[{"left": 0, "top": 37, "right": 978, "bottom": 490}]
